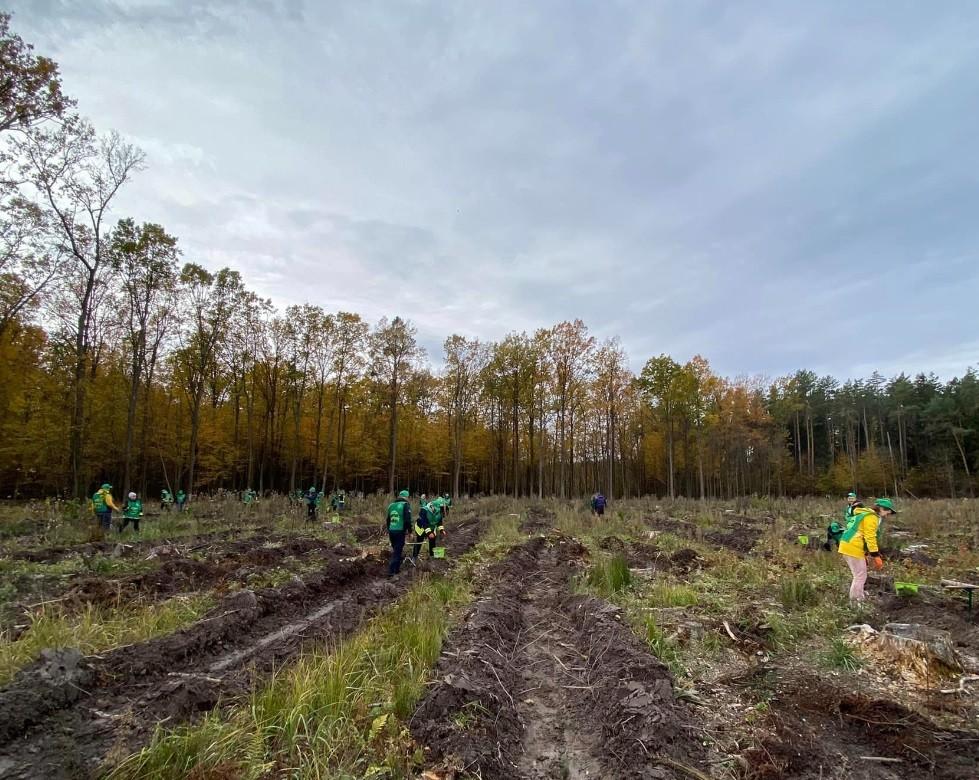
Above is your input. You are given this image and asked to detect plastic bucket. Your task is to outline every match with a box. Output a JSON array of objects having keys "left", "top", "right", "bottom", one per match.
[
  {"left": 797, "top": 535, "right": 809, "bottom": 546},
  {"left": 433, "top": 547, "right": 446, "bottom": 559}
]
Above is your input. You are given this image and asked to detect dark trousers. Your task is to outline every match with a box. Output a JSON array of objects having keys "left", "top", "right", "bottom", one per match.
[
  {"left": 307, "top": 504, "right": 317, "bottom": 521},
  {"left": 411, "top": 532, "right": 436, "bottom": 561},
  {"left": 388, "top": 530, "right": 406, "bottom": 575},
  {"left": 595, "top": 506, "right": 605, "bottom": 517},
  {"left": 119, "top": 516, "right": 140, "bottom": 533},
  {"left": 97, "top": 511, "right": 112, "bottom": 531}
]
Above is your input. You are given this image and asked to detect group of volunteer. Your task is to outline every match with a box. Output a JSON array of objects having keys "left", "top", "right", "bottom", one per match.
[{"left": 384, "top": 490, "right": 453, "bottom": 576}]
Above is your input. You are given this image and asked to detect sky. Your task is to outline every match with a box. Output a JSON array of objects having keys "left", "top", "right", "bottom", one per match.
[{"left": 10, "top": 0, "right": 979, "bottom": 379}]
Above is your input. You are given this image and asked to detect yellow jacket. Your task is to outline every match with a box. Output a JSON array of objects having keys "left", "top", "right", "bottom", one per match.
[{"left": 838, "top": 507, "right": 880, "bottom": 559}]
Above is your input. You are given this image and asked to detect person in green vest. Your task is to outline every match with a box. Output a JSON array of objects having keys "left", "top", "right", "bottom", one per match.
[
  {"left": 411, "top": 500, "right": 443, "bottom": 563},
  {"left": 242, "top": 487, "right": 257, "bottom": 506},
  {"left": 175, "top": 489, "right": 187, "bottom": 512},
  {"left": 441, "top": 493, "right": 452, "bottom": 516},
  {"left": 305, "top": 486, "right": 319, "bottom": 522},
  {"left": 92, "top": 483, "right": 121, "bottom": 531},
  {"left": 119, "top": 491, "right": 143, "bottom": 534},
  {"left": 838, "top": 498, "right": 896, "bottom": 602},
  {"left": 385, "top": 490, "right": 412, "bottom": 576},
  {"left": 824, "top": 491, "right": 863, "bottom": 551},
  {"left": 160, "top": 488, "right": 173, "bottom": 512}
]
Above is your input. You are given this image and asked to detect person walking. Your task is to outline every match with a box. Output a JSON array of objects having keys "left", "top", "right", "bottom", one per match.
[
  {"left": 175, "top": 489, "right": 187, "bottom": 512},
  {"left": 838, "top": 498, "right": 897, "bottom": 602},
  {"left": 119, "top": 491, "right": 143, "bottom": 534},
  {"left": 92, "top": 483, "right": 121, "bottom": 532},
  {"left": 385, "top": 490, "right": 412, "bottom": 576},
  {"left": 305, "top": 486, "right": 319, "bottom": 522},
  {"left": 591, "top": 491, "right": 607, "bottom": 517},
  {"left": 160, "top": 488, "right": 174, "bottom": 512}
]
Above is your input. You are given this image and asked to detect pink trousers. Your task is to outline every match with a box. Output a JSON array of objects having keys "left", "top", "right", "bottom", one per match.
[{"left": 844, "top": 554, "right": 867, "bottom": 601}]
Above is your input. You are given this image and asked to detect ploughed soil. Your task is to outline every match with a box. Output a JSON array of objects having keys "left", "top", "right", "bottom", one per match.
[
  {"left": 411, "top": 534, "right": 706, "bottom": 779},
  {"left": 741, "top": 668, "right": 979, "bottom": 780},
  {"left": 520, "top": 503, "right": 556, "bottom": 534},
  {"left": 0, "top": 512, "right": 485, "bottom": 779},
  {"left": 1, "top": 533, "right": 371, "bottom": 634}
]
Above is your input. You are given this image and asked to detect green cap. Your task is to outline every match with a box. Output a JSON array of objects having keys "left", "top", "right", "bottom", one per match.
[
  {"left": 101, "top": 483, "right": 112, "bottom": 490},
  {"left": 846, "top": 492, "right": 857, "bottom": 499},
  {"left": 874, "top": 497, "right": 897, "bottom": 513},
  {"left": 398, "top": 490, "right": 410, "bottom": 499}
]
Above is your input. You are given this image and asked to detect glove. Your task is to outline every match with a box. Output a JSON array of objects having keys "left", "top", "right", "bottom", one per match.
[
  {"left": 428, "top": 532, "right": 436, "bottom": 540},
  {"left": 868, "top": 554, "right": 884, "bottom": 571}
]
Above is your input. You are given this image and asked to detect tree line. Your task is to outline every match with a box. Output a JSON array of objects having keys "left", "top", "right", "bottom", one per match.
[{"left": 0, "top": 14, "right": 976, "bottom": 501}]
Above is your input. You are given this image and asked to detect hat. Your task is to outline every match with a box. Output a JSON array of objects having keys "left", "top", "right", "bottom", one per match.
[
  {"left": 101, "top": 483, "right": 112, "bottom": 490},
  {"left": 128, "top": 491, "right": 137, "bottom": 500},
  {"left": 398, "top": 489, "right": 410, "bottom": 499},
  {"left": 846, "top": 492, "right": 857, "bottom": 499},
  {"left": 874, "top": 497, "right": 898, "bottom": 513}
]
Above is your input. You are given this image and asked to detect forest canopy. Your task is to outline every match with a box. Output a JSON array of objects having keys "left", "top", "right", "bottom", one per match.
[{"left": 0, "top": 13, "right": 976, "bottom": 501}]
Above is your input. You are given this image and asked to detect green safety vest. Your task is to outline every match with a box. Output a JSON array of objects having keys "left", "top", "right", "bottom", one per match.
[
  {"left": 840, "top": 507, "right": 882, "bottom": 549},
  {"left": 124, "top": 499, "right": 142, "bottom": 519},
  {"left": 387, "top": 499, "right": 409, "bottom": 532},
  {"left": 92, "top": 489, "right": 109, "bottom": 513}
]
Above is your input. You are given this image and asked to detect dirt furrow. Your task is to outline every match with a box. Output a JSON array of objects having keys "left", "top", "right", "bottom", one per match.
[
  {"left": 411, "top": 533, "right": 705, "bottom": 779},
  {"left": 0, "top": 512, "right": 484, "bottom": 779}
]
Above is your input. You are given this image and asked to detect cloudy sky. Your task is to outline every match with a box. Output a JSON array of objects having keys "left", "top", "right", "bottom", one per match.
[{"left": 10, "top": 1, "right": 979, "bottom": 378}]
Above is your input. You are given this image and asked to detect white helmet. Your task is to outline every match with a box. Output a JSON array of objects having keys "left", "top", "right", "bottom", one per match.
[{"left": 128, "top": 492, "right": 137, "bottom": 500}]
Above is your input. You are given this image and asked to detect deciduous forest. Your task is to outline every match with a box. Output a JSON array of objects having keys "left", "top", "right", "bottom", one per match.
[{"left": 1, "top": 13, "right": 976, "bottom": 502}]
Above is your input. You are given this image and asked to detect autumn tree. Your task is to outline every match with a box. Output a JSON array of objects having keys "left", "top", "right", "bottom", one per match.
[
  {"left": 443, "top": 334, "right": 488, "bottom": 497},
  {"left": 549, "top": 320, "right": 595, "bottom": 497},
  {"left": 110, "top": 219, "right": 179, "bottom": 496},
  {"left": 173, "top": 264, "right": 242, "bottom": 498},
  {"left": 14, "top": 122, "right": 143, "bottom": 496},
  {"left": 370, "top": 316, "right": 421, "bottom": 494}
]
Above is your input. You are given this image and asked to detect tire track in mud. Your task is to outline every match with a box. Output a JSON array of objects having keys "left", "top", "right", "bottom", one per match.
[
  {"left": 411, "top": 533, "right": 706, "bottom": 779},
  {"left": 0, "top": 513, "right": 485, "bottom": 779}
]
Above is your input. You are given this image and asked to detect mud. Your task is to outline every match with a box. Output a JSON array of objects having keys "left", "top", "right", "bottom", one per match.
[
  {"left": 705, "top": 524, "right": 763, "bottom": 554},
  {"left": 411, "top": 533, "right": 705, "bottom": 779},
  {"left": 0, "top": 513, "right": 486, "bottom": 779},
  {"left": 520, "top": 504, "right": 555, "bottom": 534},
  {"left": 743, "top": 670, "right": 979, "bottom": 780}
]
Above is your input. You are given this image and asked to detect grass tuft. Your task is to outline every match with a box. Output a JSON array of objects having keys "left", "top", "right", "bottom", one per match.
[
  {"left": 586, "top": 555, "right": 632, "bottom": 596},
  {"left": 779, "top": 577, "right": 819, "bottom": 610},
  {"left": 821, "top": 637, "right": 863, "bottom": 672}
]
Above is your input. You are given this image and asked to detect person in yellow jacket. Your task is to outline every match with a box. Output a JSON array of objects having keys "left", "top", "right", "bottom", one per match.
[
  {"left": 838, "top": 497, "right": 897, "bottom": 601},
  {"left": 92, "top": 483, "right": 122, "bottom": 531}
]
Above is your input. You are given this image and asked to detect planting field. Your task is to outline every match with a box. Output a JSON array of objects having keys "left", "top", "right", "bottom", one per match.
[{"left": 0, "top": 496, "right": 977, "bottom": 779}]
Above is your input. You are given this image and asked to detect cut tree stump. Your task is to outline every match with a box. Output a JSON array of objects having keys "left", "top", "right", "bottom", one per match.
[{"left": 877, "top": 623, "right": 961, "bottom": 672}]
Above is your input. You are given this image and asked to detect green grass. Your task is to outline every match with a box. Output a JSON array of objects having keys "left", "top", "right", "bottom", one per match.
[
  {"left": 821, "top": 637, "right": 863, "bottom": 672},
  {"left": 0, "top": 594, "right": 214, "bottom": 685},
  {"left": 586, "top": 555, "right": 632, "bottom": 596},
  {"left": 643, "top": 617, "right": 683, "bottom": 676},
  {"left": 645, "top": 582, "right": 699, "bottom": 608},
  {"left": 109, "top": 504, "right": 521, "bottom": 779},
  {"left": 110, "top": 575, "right": 470, "bottom": 779},
  {"left": 779, "top": 577, "right": 819, "bottom": 610}
]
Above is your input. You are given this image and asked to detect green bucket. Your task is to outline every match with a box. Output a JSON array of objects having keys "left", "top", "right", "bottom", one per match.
[
  {"left": 894, "top": 582, "right": 919, "bottom": 596},
  {"left": 433, "top": 547, "right": 446, "bottom": 559},
  {"left": 797, "top": 535, "right": 809, "bottom": 546}
]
